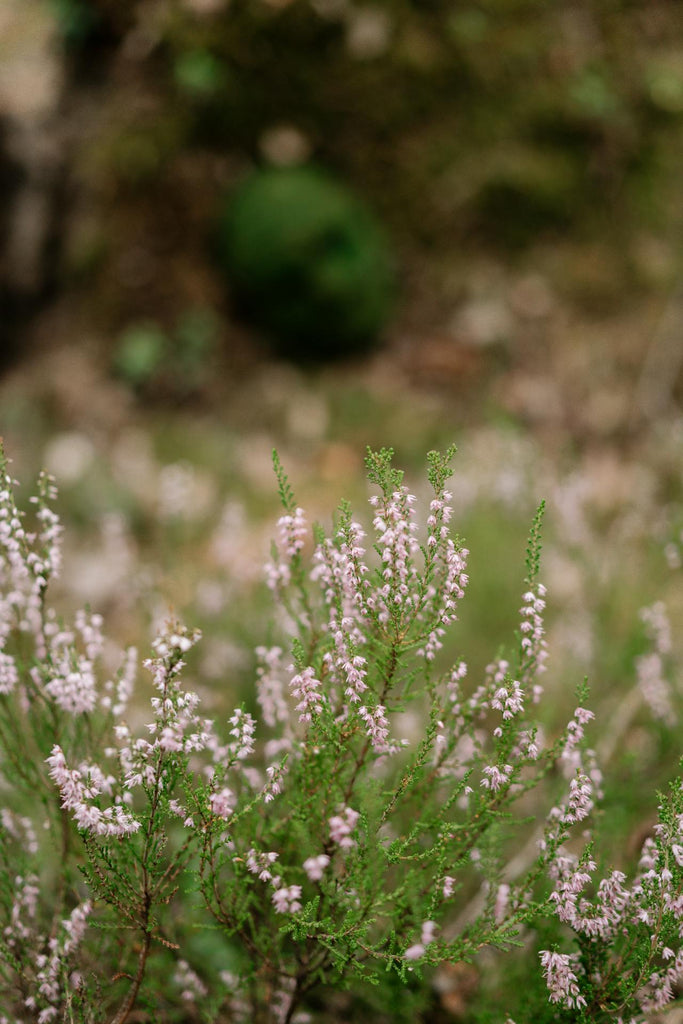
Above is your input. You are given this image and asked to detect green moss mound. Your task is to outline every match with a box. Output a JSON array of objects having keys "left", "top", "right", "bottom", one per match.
[{"left": 217, "top": 166, "right": 395, "bottom": 362}]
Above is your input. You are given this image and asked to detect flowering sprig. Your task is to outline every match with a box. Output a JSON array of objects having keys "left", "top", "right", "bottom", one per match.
[{"left": 0, "top": 442, "right": 681, "bottom": 1023}]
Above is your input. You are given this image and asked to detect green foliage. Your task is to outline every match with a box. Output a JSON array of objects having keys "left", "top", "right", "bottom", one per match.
[
  {"left": 473, "top": 152, "right": 580, "bottom": 250},
  {"left": 216, "top": 166, "right": 395, "bottom": 362},
  {"left": 174, "top": 50, "right": 227, "bottom": 99},
  {"left": 50, "top": 0, "right": 100, "bottom": 47},
  {"left": 525, "top": 501, "right": 546, "bottom": 587},
  {"left": 112, "top": 321, "right": 167, "bottom": 388},
  {"left": 112, "top": 307, "right": 219, "bottom": 395}
]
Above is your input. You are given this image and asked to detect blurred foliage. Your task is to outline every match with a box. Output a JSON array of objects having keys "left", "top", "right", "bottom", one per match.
[
  {"left": 217, "top": 165, "right": 394, "bottom": 360},
  {"left": 44, "top": 0, "right": 683, "bottom": 361},
  {"left": 156, "top": 0, "right": 683, "bottom": 244},
  {"left": 113, "top": 306, "right": 220, "bottom": 393},
  {"left": 49, "top": 0, "right": 101, "bottom": 47}
]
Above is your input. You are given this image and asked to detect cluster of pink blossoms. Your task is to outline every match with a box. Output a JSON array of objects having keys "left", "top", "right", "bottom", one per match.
[
  {"left": 289, "top": 666, "right": 324, "bottom": 722},
  {"left": 46, "top": 746, "right": 140, "bottom": 837},
  {"left": 303, "top": 854, "right": 330, "bottom": 881},
  {"left": 539, "top": 786, "right": 683, "bottom": 1013},
  {"left": 404, "top": 920, "right": 438, "bottom": 961},
  {"left": 539, "top": 950, "right": 586, "bottom": 1010},
  {"left": 329, "top": 807, "right": 359, "bottom": 849},
  {"left": 244, "top": 849, "right": 303, "bottom": 914},
  {"left": 3, "top": 866, "right": 91, "bottom": 1024},
  {"left": 255, "top": 646, "right": 290, "bottom": 729},
  {"left": 265, "top": 506, "right": 307, "bottom": 591},
  {"left": 491, "top": 674, "right": 525, "bottom": 721},
  {"left": 27, "top": 901, "right": 92, "bottom": 1023},
  {"left": 637, "top": 600, "right": 675, "bottom": 725},
  {"left": 369, "top": 489, "right": 421, "bottom": 622},
  {"left": 418, "top": 489, "right": 469, "bottom": 661},
  {"left": 481, "top": 763, "right": 513, "bottom": 792},
  {"left": 357, "top": 703, "right": 401, "bottom": 755},
  {"left": 519, "top": 583, "right": 548, "bottom": 687},
  {"left": 0, "top": 469, "right": 63, "bottom": 694}
]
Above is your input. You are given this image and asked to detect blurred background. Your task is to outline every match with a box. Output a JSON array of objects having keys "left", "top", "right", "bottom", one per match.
[{"left": 1, "top": 0, "right": 683, "bottom": 1013}]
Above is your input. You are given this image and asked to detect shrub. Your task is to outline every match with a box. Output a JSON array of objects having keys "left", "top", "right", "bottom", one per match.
[
  {"left": 0, "top": 443, "right": 681, "bottom": 1022},
  {"left": 216, "top": 166, "right": 395, "bottom": 362},
  {"left": 112, "top": 307, "right": 219, "bottom": 396}
]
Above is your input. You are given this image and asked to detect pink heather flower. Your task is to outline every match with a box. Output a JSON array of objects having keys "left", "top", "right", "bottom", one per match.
[
  {"left": 341, "top": 652, "right": 368, "bottom": 703},
  {"left": 74, "top": 609, "right": 104, "bottom": 660},
  {"left": 303, "top": 854, "right": 330, "bottom": 881},
  {"left": 32, "top": 473, "right": 63, "bottom": 578},
  {"left": 280, "top": 508, "right": 307, "bottom": 559},
  {"left": 262, "top": 761, "right": 288, "bottom": 803},
  {"left": 370, "top": 487, "right": 420, "bottom": 620},
  {"left": 494, "top": 883, "right": 510, "bottom": 923},
  {"left": 174, "top": 959, "right": 209, "bottom": 1003},
  {"left": 519, "top": 583, "right": 548, "bottom": 684},
  {"left": 539, "top": 950, "right": 586, "bottom": 1009},
  {"left": 255, "top": 646, "right": 290, "bottom": 728},
  {"left": 441, "top": 544, "right": 469, "bottom": 625},
  {"left": 358, "top": 704, "right": 399, "bottom": 754},
  {"left": 638, "top": 964, "right": 680, "bottom": 1013},
  {"left": 264, "top": 507, "right": 307, "bottom": 591},
  {"left": 445, "top": 660, "right": 468, "bottom": 711},
  {"left": 148, "top": 686, "right": 208, "bottom": 755},
  {"left": 210, "top": 787, "right": 235, "bottom": 820},
  {"left": 574, "top": 706, "right": 594, "bottom": 726},
  {"left": 426, "top": 491, "right": 453, "bottom": 537},
  {"left": 549, "top": 856, "right": 597, "bottom": 929},
  {"left": 327, "top": 621, "right": 368, "bottom": 703},
  {"left": 1, "top": 810, "right": 38, "bottom": 854},
  {"left": 491, "top": 677, "right": 524, "bottom": 720},
  {"left": 561, "top": 706, "right": 595, "bottom": 768},
  {"left": 337, "top": 519, "right": 371, "bottom": 613},
  {"left": 272, "top": 885, "right": 302, "bottom": 914},
  {"left": 404, "top": 943, "right": 425, "bottom": 960},
  {"left": 311, "top": 532, "right": 367, "bottom": 618},
  {"left": 513, "top": 728, "right": 539, "bottom": 761},
  {"left": 421, "top": 920, "right": 437, "bottom": 945},
  {"left": 481, "top": 764, "right": 512, "bottom": 792},
  {"left": 638, "top": 836, "right": 659, "bottom": 874},
  {"left": 5, "top": 875, "right": 40, "bottom": 946},
  {"left": 640, "top": 601, "right": 671, "bottom": 655},
  {"left": 169, "top": 798, "right": 194, "bottom": 827},
  {"left": 587, "top": 870, "right": 630, "bottom": 940},
  {"left": 329, "top": 807, "right": 360, "bottom": 849},
  {"left": 0, "top": 650, "right": 18, "bottom": 694},
  {"left": 637, "top": 651, "right": 675, "bottom": 725},
  {"left": 228, "top": 709, "right": 256, "bottom": 760},
  {"left": 418, "top": 544, "right": 469, "bottom": 660},
  {"left": 246, "top": 849, "right": 279, "bottom": 882},
  {"left": 28, "top": 898, "right": 92, "bottom": 1021},
  {"left": 561, "top": 772, "right": 594, "bottom": 825},
  {"left": 44, "top": 654, "right": 97, "bottom": 715},
  {"left": 289, "top": 666, "right": 324, "bottom": 722},
  {"left": 443, "top": 876, "right": 455, "bottom": 898},
  {"left": 112, "top": 645, "right": 137, "bottom": 718},
  {"left": 62, "top": 900, "right": 91, "bottom": 954},
  {"left": 46, "top": 745, "right": 139, "bottom": 837},
  {"left": 0, "top": 468, "right": 59, "bottom": 657}
]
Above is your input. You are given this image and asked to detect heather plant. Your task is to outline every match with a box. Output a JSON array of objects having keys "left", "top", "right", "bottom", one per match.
[{"left": 0, "top": 442, "right": 682, "bottom": 1022}]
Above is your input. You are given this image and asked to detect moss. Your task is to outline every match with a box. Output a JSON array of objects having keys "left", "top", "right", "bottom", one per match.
[{"left": 216, "top": 166, "right": 395, "bottom": 362}]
